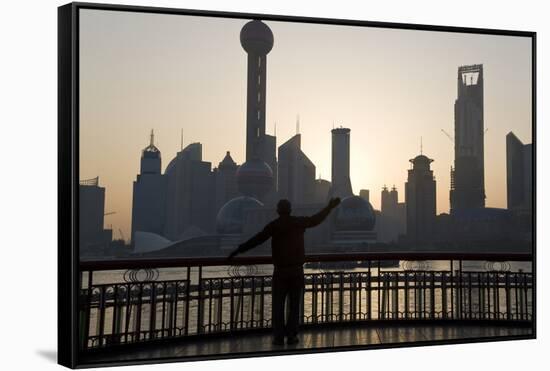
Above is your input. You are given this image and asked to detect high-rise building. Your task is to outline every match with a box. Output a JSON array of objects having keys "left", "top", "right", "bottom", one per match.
[
  {"left": 213, "top": 151, "right": 239, "bottom": 214},
  {"left": 359, "top": 189, "right": 370, "bottom": 203},
  {"left": 313, "top": 178, "right": 331, "bottom": 203},
  {"left": 278, "top": 134, "right": 316, "bottom": 204},
  {"left": 406, "top": 154, "right": 436, "bottom": 245},
  {"left": 330, "top": 127, "right": 353, "bottom": 198},
  {"left": 131, "top": 131, "right": 166, "bottom": 243},
  {"left": 506, "top": 132, "right": 532, "bottom": 211},
  {"left": 379, "top": 185, "right": 406, "bottom": 243},
  {"left": 163, "top": 143, "right": 216, "bottom": 239},
  {"left": 450, "top": 64, "right": 485, "bottom": 212},
  {"left": 79, "top": 177, "right": 112, "bottom": 254}
]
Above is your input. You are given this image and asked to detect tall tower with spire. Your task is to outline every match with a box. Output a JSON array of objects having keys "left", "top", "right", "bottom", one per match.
[
  {"left": 240, "top": 19, "right": 274, "bottom": 161},
  {"left": 140, "top": 129, "right": 161, "bottom": 175},
  {"left": 405, "top": 153, "right": 436, "bottom": 246},
  {"left": 131, "top": 130, "right": 166, "bottom": 244},
  {"left": 237, "top": 20, "right": 277, "bottom": 200}
]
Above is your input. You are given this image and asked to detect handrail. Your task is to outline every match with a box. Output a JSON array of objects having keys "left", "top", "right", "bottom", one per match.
[{"left": 80, "top": 251, "right": 533, "bottom": 271}]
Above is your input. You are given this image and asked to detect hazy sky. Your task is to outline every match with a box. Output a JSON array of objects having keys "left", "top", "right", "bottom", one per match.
[{"left": 79, "top": 9, "right": 532, "bottom": 241}]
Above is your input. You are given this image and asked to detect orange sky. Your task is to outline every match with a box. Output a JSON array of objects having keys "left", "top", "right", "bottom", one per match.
[{"left": 79, "top": 9, "right": 532, "bottom": 241}]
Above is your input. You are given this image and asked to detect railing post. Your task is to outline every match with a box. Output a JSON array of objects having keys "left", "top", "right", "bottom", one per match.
[
  {"left": 338, "top": 272, "right": 344, "bottom": 322},
  {"left": 184, "top": 267, "right": 191, "bottom": 335},
  {"left": 81, "top": 270, "right": 93, "bottom": 350},
  {"left": 430, "top": 272, "right": 435, "bottom": 320},
  {"left": 441, "top": 271, "right": 447, "bottom": 319},
  {"left": 367, "top": 261, "right": 372, "bottom": 321},
  {"left": 404, "top": 271, "right": 409, "bottom": 320},
  {"left": 197, "top": 266, "right": 203, "bottom": 334},
  {"left": 458, "top": 260, "right": 463, "bottom": 320}
]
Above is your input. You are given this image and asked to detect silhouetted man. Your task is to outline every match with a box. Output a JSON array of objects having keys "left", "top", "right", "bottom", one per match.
[{"left": 228, "top": 197, "right": 341, "bottom": 345}]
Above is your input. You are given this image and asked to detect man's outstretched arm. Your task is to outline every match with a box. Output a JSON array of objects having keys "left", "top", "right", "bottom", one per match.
[
  {"left": 298, "top": 197, "right": 341, "bottom": 229},
  {"left": 227, "top": 223, "right": 273, "bottom": 260}
]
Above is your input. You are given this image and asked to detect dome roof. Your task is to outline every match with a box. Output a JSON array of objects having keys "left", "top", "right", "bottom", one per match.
[
  {"left": 240, "top": 20, "right": 274, "bottom": 54},
  {"left": 412, "top": 154, "right": 432, "bottom": 163},
  {"left": 236, "top": 159, "right": 274, "bottom": 197},
  {"left": 410, "top": 154, "right": 433, "bottom": 170},
  {"left": 216, "top": 196, "right": 264, "bottom": 234},
  {"left": 334, "top": 195, "right": 376, "bottom": 231}
]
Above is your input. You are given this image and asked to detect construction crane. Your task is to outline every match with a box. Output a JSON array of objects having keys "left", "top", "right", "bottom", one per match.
[
  {"left": 441, "top": 129, "right": 453, "bottom": 142},
  {"left": 104, "top": 211, "right": 116, "bottom": 216}
]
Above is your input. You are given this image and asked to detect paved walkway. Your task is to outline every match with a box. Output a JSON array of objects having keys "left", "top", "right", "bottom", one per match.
[{"left": 82, "top": 323, "right": 532, "bottom": 364}]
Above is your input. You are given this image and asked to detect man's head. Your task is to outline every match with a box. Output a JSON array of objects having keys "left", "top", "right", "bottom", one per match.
[{"left": 277, "top": 199, "right": 292, "bottom": 216}]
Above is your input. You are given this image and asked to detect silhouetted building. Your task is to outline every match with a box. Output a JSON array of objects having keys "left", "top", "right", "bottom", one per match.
[
  {"left": 406, "top": 154, "right": 436, "bottom": 246},
  {"left": 79, "top": 177, "right": 112, "bottom": 255},
  {"left": 278, "top": 134, "right": 316, "bottom": 204},
  {"left": 379, "top": 185, "right": 406, "bottom": 243},
  {"left": 240, "top": 20, "right": 277, "bottom": 200},
  {"left": 213, "top": 151, "right": 239, "bottom": 214},
  {"left": 164, "top": 143, "right": 216, "bottom": 239},
  {"left": 359, "top": 189, "right": 370, "bottom": 203},
  {"left": 506, "top": 132, "right": 532, "bottom": 211},
  {"left": 131, "top": 131, "right": 166, "bottom": 243},
  {"left": 450, "top": 64, "right": 485, "bottom": 212},
  {"left": 330, "top": 127, "right": 353, "bottom": 198},
  {"left": 313, "top": 178, "right": 331, "bottom": 203}
]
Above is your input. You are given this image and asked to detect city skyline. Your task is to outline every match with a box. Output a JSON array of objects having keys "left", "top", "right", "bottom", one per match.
[{"left": 79, "top": 10, "right": 532, "bottom": 240}]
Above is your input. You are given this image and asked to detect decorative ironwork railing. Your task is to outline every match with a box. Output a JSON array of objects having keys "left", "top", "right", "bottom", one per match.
[{"left": 79, "top": 252, "right": 533, "bottom": 351}]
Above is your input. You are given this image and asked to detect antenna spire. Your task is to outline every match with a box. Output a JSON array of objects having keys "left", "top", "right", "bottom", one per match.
[
  {"left": 150, "top": 129, "right": 155, "bottom": 146},
  {"left": 296, "top": 114, "right": 300, "bottom": 135},
  {"left": 420, "top": 136, "right": 423, "bottom": 155},
  {"left": 274, "top": 121, "right": 277, "bottom": 137},
  {"left": 180, "top": 129, "right": 183, "bottom": 151}
]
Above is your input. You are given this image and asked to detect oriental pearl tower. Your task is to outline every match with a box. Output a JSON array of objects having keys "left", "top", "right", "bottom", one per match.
[
  {"left": 216, "top": 20, "right": 276, "bottom": 236},
  {"left": 236, "top": 20, "right": 277, "bottom": 201}
]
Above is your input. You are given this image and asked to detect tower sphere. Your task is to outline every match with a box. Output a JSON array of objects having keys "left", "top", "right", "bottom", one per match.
[{"left": 240, "top": 20, "right": 274, "bottom": 54}]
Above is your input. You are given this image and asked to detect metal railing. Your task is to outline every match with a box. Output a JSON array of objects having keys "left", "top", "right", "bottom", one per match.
[{"left": 79, "top": 252, "right": 533, "bottom": 351}]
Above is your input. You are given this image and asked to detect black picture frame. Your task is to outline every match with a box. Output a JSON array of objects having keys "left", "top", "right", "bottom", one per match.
[{"left": 58, "top": 2, "right": 537, "bottom": 368}]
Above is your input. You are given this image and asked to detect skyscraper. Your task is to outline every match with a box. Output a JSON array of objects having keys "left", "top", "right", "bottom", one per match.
[
  {"left": 80, "top": 176, "right": 112, "bottom": 255},
  {"left": 450, "top": 64, "right": 485, "bottom": 212},
  {"left": 379, "top": 185, "right": 406, "bottom": 243},
  {"left": 163, "top": 143, "right": 215, "bottom": 239},
  {"left": 406, "top": 154, "right": 436, "bottom": 245},
  {"left": 506, "top": 132, "right": 532, "bottom": 211},
  {"left": 239, "top": 20, "right": 277, "bottom": 199},
  {"left": 213, "top": 151, "right": 239, "bottom": 214},
  {"left": 278, "top": 134, "right": 316, "bottom": 204},
  {"left": 330, "top": 127, "right": 353, "bottom": 198},
  {"left": 131, "top": 131, "right": 166, "bottom": 243}
]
